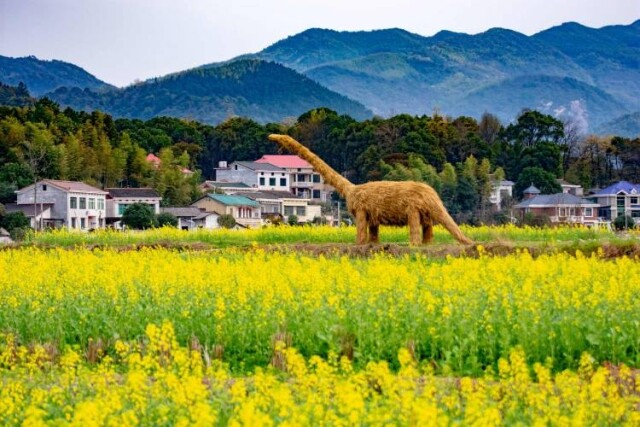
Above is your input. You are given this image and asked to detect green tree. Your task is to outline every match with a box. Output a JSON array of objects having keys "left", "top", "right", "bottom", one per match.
[
  {"left": 121, "top": 203, "right": 157, "bottom": 230},
  {"left": 217, "top": 214, "right": 236, "bottom": 229},
  {"left": 514, "top": 167, "right": 562, "bottom": 199}
]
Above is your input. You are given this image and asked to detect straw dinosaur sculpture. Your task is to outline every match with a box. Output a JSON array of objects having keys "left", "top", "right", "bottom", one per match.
[{"left": 268, "top": 134, "right": 472, "bottom": 245}]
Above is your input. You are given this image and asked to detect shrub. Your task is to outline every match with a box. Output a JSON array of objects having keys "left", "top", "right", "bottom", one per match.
[
  {"left": 613, "top": 215, "right": 636, "bottom": 231},
  {"left": 156, "top": 212, "right": 178, "bottom": 228},
  {"left": 287, "top": 215, "right": 299, "bottom": 226},
  {"left": 122, "top": 204, "right": 158, "bottom": 230},
  {"left": 217, "top": 214, "right": 236, "bottom": 229},
  {"left": 0, "top": 211, "right": 30, "bottom": 232}
]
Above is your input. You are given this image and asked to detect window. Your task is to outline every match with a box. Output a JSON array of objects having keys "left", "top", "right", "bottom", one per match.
[
  {"left": 98, "top": 199, "right": 104, "bottom": 210},
  {"left": 312, "top": 190, "right": 321, "bottom": 199},
  {"left": 296, "top": 206, "right": 306, "bottom": 216},
  {"left": 631, "top": 197, "right": 638, "bottom": 205},
  {"left": 42, "top": 184, "right": 47, "bottom": 191},
  {"left": 71, "top": 218, "right": 76, "bottom": 228},
  {"left": 280, "top": 178, "right": 287, "bottom": 186},
  {"left": 297, "top": 174, "right": 306, "bottom": 182},
  {"left": 559, "top": 208, "right": 566, "bottom": 216},
  {"left": 79, "top": 197, "right": 86, "bottom": 209},
  {"left": 80, "top": 218, "right": 86, "bottom": 229},
  {"left": 70, "top": 197, "right": 77, "bottom": 209},
  {"left": 259, "top": 177, "right": 265, "bottom": 186},
  {"left": 312, "top": 174, "right": 321, "bottom": 183},
  {"left": 284, "top": 206, "right": 294, "bottom": 216},
  {"left": 88, "top": 198, "right": 95, "bottom": 209},
  {"left": 632, "top": 211, "right": 640, "bottom": 218},
  {"left": 271, "top": 172, "right": 274, "bottom": 176},
  {"left": 584, "top": 207, "right": 593, "bottom": 217},
  {"left": 269, "top": 178, "right": 276, "bottom": 186},
  {"left": 118, "top": 204, "right": 128, "bottom": 215}
]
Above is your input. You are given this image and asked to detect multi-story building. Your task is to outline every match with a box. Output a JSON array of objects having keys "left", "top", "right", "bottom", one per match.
[
  {"left": 15, "top": 180, "right": 107, "bottom": 230},
  {"left": 215, "top": 161, "right": 290, "bottom": 192},
  {"left": 589, "top": 181, "right": 640, "bottom": 223},
  {"left": 255, "top": 155, "right": 334, "bottom": 202}
]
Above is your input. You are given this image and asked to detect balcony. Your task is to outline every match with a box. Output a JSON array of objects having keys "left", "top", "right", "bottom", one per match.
[{"left": 292, "top": 181, "right": 314, "bottom": 188}]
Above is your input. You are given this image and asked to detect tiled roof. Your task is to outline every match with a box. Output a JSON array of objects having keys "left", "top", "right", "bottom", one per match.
[
  {"left": 255, "top": 155, "right": 312, "bottom": 169},
  {"left": 244, "top": 190, "right": 297, "bottom": 200},
  {"left": 515, "top": 193, "right": 599, "bottom": 208},
  {"left": 202, "top": 181, "right": 251, "bottom": 188},
  {"left": 233, "top": 161, "right": 284, "bottom": 172},
  {"left": 207, "top": 194, "right": 259, "bottom": 207},
  {"left": 18, "top": 180, "right": 107, "bottom": 194},
  {"left": 523, "top": 185, "right": 541, "bottom": 194},
  {"left": 161, "top": 207, "right": 204, "bottom": 217},
  {"left": 595, "top": 181, "right": 640, "bottom": 195},
  {"left": 106, "top": 188, "right": 161, "bottom": 198},
  {"left": 5, "top": 203, "right": 53, "bottom": 216}
]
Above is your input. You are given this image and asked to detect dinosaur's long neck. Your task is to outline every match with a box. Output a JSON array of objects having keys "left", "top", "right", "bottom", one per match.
[{"left": 268, "top": 134, "right": 355, "bottom": 197}]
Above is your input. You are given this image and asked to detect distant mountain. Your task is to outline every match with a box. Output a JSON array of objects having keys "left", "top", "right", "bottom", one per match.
[
  {"left": 47, "top": 59, "right": 371, "bottom": 124},
  {"left": 0, "top": 55, "right": 113, "bottom": 96},
  {"left": 596, "top": 112, "right": 640, "bottom": 138},
  {"left": 253, "top": 20, "right": 640, "bottom": 130}
]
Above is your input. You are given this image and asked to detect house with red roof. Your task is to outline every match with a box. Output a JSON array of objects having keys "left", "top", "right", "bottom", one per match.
[{"left": 255, "top": 154, "right": 334, "bottom": 202}]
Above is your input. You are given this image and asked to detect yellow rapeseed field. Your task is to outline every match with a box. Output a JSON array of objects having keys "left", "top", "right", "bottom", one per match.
[{"left": 0, "top": 229, "right": 639, "bottom": 425}]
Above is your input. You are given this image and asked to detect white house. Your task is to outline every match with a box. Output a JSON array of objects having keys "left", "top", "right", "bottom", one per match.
[
  {"left": 160, "top": 207, "right": 220, "bottom": 230},
  {"left": 489, "top": 180, "right": 514, "bottom": 210},
  {"left": 106, "top": 188, "right": 162, "bottom": 228},
  {"left": 15, "top": 180, "right": 107, "bottom": 230},
  {"left": 215, "top": 161, "right": 290, "bottom": 192}
]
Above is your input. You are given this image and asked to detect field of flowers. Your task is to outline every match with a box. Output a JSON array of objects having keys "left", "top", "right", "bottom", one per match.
[{"left": 1, "top": 226, "right": 639, "bottom": 424}]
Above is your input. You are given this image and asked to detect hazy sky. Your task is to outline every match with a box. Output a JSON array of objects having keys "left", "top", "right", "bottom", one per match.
[{"left": 1, "top": 0, "right": 638, "bottom": 87}]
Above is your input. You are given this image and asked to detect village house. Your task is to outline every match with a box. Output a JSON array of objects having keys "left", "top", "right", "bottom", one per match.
[
  {"left": 215, "top": 161, "right": 290, "bottom": 192},
  {"left": 255, "top": 155, "right": 333, "bottom": 202},
  {"left": 105, "top": 188, "right": 162, "bottom": 228},
  {"left": 191, "top": 194, "right": 262, "bottom": 228},
  {"left": 160, "top": 207, "right": 219, "bottom": 230},
  {"left": 588, "top": 181, "right": 640, "bottom": 224},
  {"left": 489, "top": 180, "right": 514, "bottom": 210},
  {"left": 514, "top": 184, "right": 600, "bottom": 226},
  {"left": 243, "top": 190, "right": 322, "bottom": 223},
  {"left": 14, "top": 180, "right": 107, "bottom": 230}
]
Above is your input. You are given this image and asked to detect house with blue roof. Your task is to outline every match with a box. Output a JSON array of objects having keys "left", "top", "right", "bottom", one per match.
[
  {"left": 191, "top": 194, "right": 263, "bottom": 228},
  {"left": 589, "top": 181, "right": 640, "bottom": 223}
]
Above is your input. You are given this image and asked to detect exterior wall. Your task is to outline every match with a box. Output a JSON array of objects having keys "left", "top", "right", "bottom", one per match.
[
  {"left": 256, "top": 171, "right": 290, "bottom": 191},
  {"left": 197, "top": 214, "right": 220, "bottom": 229},
  {"left": 281, "top": 198, "right": 322, "bottom": 223},
  {"left": 107, "top": 198, "right": 161, "bottom": 217},
  {"left": 192, "top": 198, "right": 262, "bottom": 227},
  {"left": 66, "top": 192, "right": 107, "bottom": 230}
]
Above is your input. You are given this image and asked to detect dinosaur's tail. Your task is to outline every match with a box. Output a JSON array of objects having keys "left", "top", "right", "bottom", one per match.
[
  {"left": 433, "top": 201, "right": 473, "bottom": 245},
  {"left": 268, "top": 134, "right": 355, "bottom": 197}
]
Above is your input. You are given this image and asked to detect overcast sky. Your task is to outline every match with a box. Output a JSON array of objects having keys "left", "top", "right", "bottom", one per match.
[{"left": 1, "top": 0, "right": 638, "bottom": 87}]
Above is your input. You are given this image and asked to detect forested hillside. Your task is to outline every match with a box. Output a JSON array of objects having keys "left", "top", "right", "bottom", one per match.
[
  {"left": 45, "top": 60, "right": 371, "bottom": 124},
  {"left": 0, "top": 55, "right": 112, "bottom": 96}
]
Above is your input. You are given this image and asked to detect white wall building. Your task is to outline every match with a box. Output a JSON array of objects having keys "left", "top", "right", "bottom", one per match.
[{"left": 16, "top": 180, "right": 107, "bottom": 230}]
